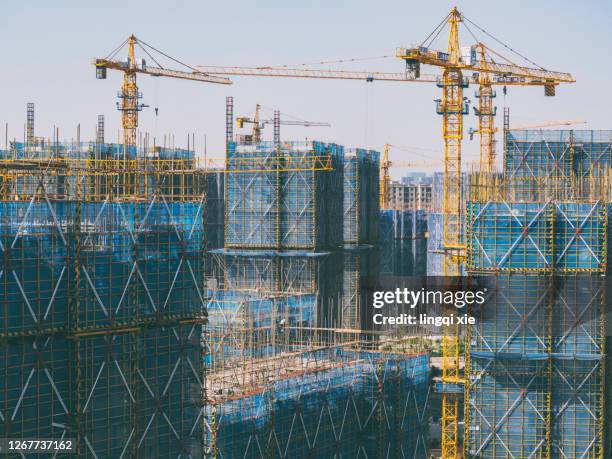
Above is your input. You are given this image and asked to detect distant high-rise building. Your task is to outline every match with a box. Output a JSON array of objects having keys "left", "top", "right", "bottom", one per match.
[{"left": 387, "top": 181, "right": 432, "bottom": 211}]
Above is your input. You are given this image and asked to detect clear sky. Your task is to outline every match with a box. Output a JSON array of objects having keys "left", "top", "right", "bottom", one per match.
[{"left": 1, "top": 0, "right": 610, "bottom": 177}]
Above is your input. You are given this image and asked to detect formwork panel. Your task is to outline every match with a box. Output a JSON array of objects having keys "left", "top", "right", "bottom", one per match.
[
  {"left": 0, "top": 202, "right": 71, "bottom": 335},
  {"left": 506, "top": 130, "right": 612, "bottom": 178},
  {"left": 505, "top": 130, "right": 574, "bottom": 181},
  {"left": 552, "top": 359, "right": 604, "bottom": 459},
  {"left": 225, "top": 144, "right": 278, "bottom": 248},
  {"left": 77, "top": 201, "right": 205, "bottom": 330},
  {"left": 552, "top": 202, "right": 607, "bottom": 272},
  {"left": 77, "top": 332, "right": 135, "bottom": 458},
  {"left": 467, "top": 202, "right": 553, "bottom": 272},
  {"left": 0, "top": 337, "right": 71, "bottom": 441},
  {"left": 281, "top": 143, "right": 343, "bottom": 250},
  {"left": 470, "top": 276, "right": 552, "bottom": 357},
  {"left": 133, "top": 325, "right": 204, "bottom": 459},
  {"left": 468, "top": 358, "right": 550, "bottom": 459},
  {"left": 504, "top": 130, "right": 612, "bottom": 200}
]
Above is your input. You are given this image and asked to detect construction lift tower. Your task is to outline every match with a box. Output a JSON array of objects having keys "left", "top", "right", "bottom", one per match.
[{"left": 198, "top": 8, "right": 574, "bottom": 458}]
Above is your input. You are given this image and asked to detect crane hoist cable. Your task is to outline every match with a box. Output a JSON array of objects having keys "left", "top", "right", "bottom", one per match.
[{"left": 461, "top": 14, "right": 546, "bottom": 70}]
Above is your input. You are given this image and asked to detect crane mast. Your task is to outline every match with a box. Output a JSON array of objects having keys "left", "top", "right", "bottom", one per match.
[
  {"left": 119, "top": 35, "right": 142, "bottom": 149},
  {"left": 439, "top": 10, "right": 463, "bottom": 459},
  {"left": 380, "top": 144, "right": 391, "bottom": 209},
  {"left": 475, "top": 44, "right": 496, "bottom": 174},
  {"left": 441, "top": 8, "right": 464, "bottom": 277},
  {"left": 252, "top": 104, "right": 262, "bottom": 142}
]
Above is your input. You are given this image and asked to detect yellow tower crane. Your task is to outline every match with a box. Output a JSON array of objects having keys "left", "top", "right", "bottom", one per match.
[
  {"left": 236, "top": 104, "right": 331, "bottom": 143},
  {"left": 470, "top": 118, "right": 587, "bottom": 139},
  {"left": 197, "top": 8, "right": 574, "bottom": 457},
  {"left": 236, "top": 104, "right": 263, "bottom": 143},
  {"left": 93, "top": 35, "right": 231, "bottom": 149},
  {"left": 474, "top": 43, "right": 495, "bottom": 174},
  {"left": 380, "top": 144, "right": 391, "bottom": 208}
]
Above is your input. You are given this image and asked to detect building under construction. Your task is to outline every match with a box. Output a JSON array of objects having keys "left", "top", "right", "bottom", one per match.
[
  {"left": 0, "top": 139, "right": 209, "bottom": 457},
  {"left": 5, "top": 80, "right": 611, "bottom": 459},
  {"left": 204, "top": 290, "right": 430, "bottom": 457},
  {"left": 204, "top": 135, "right": 433, "bottom": 457},
  {"left": 0, "top": 107, "right": 434, "bottom": 457},
  {"left": 212, "top": 139, "right": 382, "bottom": 329},
  {"left": 463, "top": 129, "right": 612, "bottom": 458}
]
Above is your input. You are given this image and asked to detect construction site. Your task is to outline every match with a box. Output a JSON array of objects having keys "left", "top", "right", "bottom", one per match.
[{"left": 1, "top": 4, "right": 611, "bottom": 459}]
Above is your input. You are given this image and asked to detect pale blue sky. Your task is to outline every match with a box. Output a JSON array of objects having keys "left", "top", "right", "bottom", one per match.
[{"left": 1, "top": 1, "right": 610, "bottom": 176}]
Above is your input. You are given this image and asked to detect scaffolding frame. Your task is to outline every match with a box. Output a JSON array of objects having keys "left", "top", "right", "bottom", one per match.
[
  {"left": 1, "top": 149, "right": 208, "bottom": 457},
  {"left": 209, "top": 250, "right": 343, "bottom": 329},
  {"left": 340, "top": 246, "right": 375, "bottom": 330},
  {"left": 467, "top": 201, "right": 607, "bottom": 274},
  {"left": 343, "top": 148, "right": 380, "bottom": 245},
  {"left": 504, "top": 130, "right": 612, "bottom": 201},
  {"left": 466, "top": 275, "right": 607, "bottom": 459},
  {"left": 224, "top": 141, "right": 340, "bottom": 251},
  {"left": 204, "top": 335, "right": 431, "bottom": 459},
  {"left": 465, "top": 130, "right": 610, "bottom": 458}
]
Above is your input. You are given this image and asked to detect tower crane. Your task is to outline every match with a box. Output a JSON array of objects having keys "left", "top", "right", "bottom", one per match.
[
  {"left": 470, "top": 118, "right": 587, "bottom": 139},
  {"left": 473, "top": 43, "right": 496, "bottom": 174},
  {"left": 93, "top": 35, "right": 231, "bottom": 149},
  {"left": 198, "top": 8, "right": 574, "bottom": 457},
  {"left": 470, "top": 118, "right": 587, "bottom": 143},
  {"left": 236, "top": 104, "right": 263, "bottom": 143},
  {"left": 509, "top": 119, "right": 587, "bottom": 130},
  {"left": 236, "top": 104, "right": 331, "bottom": 143},
  {"left": 380, "top": 144, "right": 391, "bottom": 209}
]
